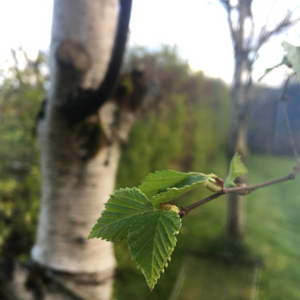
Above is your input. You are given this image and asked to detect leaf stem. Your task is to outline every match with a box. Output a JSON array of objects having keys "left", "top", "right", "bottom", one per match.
[{"left": 180, "top": 161, "right": 300, "bottom": 217}]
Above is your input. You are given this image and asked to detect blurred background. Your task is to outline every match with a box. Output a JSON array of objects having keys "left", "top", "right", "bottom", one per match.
[{"left": 1, "top": 0, "right": 300, "bottom": 299}]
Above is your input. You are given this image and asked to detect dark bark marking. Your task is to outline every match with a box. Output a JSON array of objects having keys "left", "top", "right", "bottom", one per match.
[
  {"left": 57, "top": 40, "right": 91, "bottom": 73},
  {"left": 33, "top": 98, "right": 47, "bottom": 136},
  {"left": 60, "top": 0, "right": 133, "bottom": 123},
  {"left": 75, "top": 121, "right": 107, "bottom": 162}
]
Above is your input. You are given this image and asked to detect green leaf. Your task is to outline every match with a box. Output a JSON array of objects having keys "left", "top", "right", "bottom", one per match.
[
  {"left": 282, "top": 42, "right": 300, "bottom": 83},
  {"left": 225, "top": 153, "right": 248, "bottom": 187},
  {"left": 138, "top": 170, "right": 219, "bottom": 206},
  {"left": 89, "top": 187, "right": 182, "bottom": 289},
  {"left": 138, "top": 170, "right": 195, "bottom": 199},
  {"left": 88, "top": 188, "right": 153, "bottom": 241},
  {"left": 258, "top": 56, "right": 288, "bottom": 82},
  {"left": 128, "top": 210, "right": 181, "bottom": 290}
]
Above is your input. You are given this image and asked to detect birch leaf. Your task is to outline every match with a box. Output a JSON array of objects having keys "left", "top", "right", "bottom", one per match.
[
  {"left": 128, "top": 210, "right": 181, "bottom": 290},
  {"left": 225, "top": 153, "right": 248, "bottom": 187},
  {"left": 138, "top": 170, "right": 221, "bottom": 206},
  {"left": 282, "top": 42, "right": 300, "bottom": 83},
  {"left": 89, "top": 187, "right": 181, "bottom": 290},
  {"left": 88, "top": 188, "right": 153, "bottom": 241},
  {"left": 90, "top": 169, "right": 225, "bottom": 289}
]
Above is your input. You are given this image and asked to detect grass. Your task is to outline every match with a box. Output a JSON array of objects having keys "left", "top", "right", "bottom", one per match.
[
  {"left": 169, "top": 256, "right": 257, "bottom": 300},
  {"left": 113, "top": 154, "right": 300, "bottom": 300},
  {"left": 244, "top": 155, "right": 300, "bottom": 300}
]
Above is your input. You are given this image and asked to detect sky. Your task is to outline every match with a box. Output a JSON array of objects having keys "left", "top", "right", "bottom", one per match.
[{"left": 0, "top": 0, "right": 300, "bottom": 85}]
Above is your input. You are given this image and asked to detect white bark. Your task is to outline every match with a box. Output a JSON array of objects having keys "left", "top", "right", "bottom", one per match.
[
  {"left": 30, "top": 1, "right": 125, "bottom": 299},
  {"left": 32, "top": 122, "right": 119, "bottom": 273},
  {"left": 50, "top": 0, "right": 118, "bottom": 92},
  {"left": 32, "top": 0, "right": 118, "bottom": 273}
]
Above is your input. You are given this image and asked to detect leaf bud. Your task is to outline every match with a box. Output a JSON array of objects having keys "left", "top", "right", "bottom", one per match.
[
  {"left": 159, "top": 203, "right": 180, "bottom": 214},
  {"left": 203, "top": 177, "right": 224, "bottom": 192},
  {"left": 237, "top": 183, "right": 252, "bottom": 196}
]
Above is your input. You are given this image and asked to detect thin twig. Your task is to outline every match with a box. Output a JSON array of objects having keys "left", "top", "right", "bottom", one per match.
[
  {"left": 255, "top": 12, "right": 295, "bottom": 55},
  {"left": 180, "top": 161, "right": 300, "bottom": 217},
  {"left": 227, "top": 161, "right": 300, "bottom": 192},
  {"left": 180, "top": 191, "right": 225, "bottom": 217}
]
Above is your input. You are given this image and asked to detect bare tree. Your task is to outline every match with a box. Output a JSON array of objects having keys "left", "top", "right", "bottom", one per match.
[{"left": 220, "top": 0, "right": 294, "bottom": 239}]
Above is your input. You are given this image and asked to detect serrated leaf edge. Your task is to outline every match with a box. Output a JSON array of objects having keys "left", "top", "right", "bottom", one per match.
[
  {"left": 150, "top": 173, "right": 218, "bottom": 205},
  {"left": 151, "top": 179, "right": 207, "bottom": 202},
  {"left": 224, "top": 153, "right": 247, "bottom": 188},
  {"left": 88, "top": 187, "right": 153, "bottom": 241},
  {"left": 128, "top": 211, "right": 181, "bottom": 290},
  {"left": 138, "top": 170, "right": 205, "bottom": 185}
]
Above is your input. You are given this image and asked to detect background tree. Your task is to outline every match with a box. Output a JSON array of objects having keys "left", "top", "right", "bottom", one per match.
[
  {"left": 220, "top": 0, "right": 295, "bottom": 239},
  {"left": 0, "top": 50, "right": 45, "bottom": 261}
]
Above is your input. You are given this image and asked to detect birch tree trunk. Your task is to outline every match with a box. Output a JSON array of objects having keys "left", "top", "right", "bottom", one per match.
[
  {"left": 221, "top": 0, "right": 294, "bottom": 240},
  {"left": 28, "top": 0, "right": 135, "bottom": 299},
  {"left": 224, "top": 0, "right": 251, "bottom": 240}
]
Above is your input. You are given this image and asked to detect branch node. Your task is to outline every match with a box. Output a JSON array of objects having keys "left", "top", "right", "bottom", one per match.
[
  {"left": 288, "top": 173, "right": 295, "bottom": 180},
  {"left": 57, "top": 40, "right": 91, "bottom": 73},
  {"left": 178, "top": 209, "right": 186, "bottom": 218}
]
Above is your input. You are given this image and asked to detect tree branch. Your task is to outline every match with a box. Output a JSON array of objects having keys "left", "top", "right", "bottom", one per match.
[
  {"left": 180, "top": 161, "right": 300, "bottom": 217},
  {"left": 254, "top": 12, "right": 295, "bottom": 58},
  {"left": 220, "top": 0, "right": 237, "bottom": 45},
  {"left": 60, "top": 0, "right": 132, "bottom": 123},
  {"left": 180, "top": 191, "right": 225, "bottom": 217}
]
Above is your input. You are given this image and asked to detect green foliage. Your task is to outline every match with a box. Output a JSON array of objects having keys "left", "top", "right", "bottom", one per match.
[
  {"left": 92, "top": 149, "right": 250, "bottom": 289},
  {"left": 128, "top": 209, "right": 180, "bottom": 290},
  {"left": 0, "top": 166, "right": 41, "bottom": 260},
  {"left": 282, "top": 42, "right": 300, "bottom": 82},
  {"left": 89, "top": 184, "right": 182, "bottom": 290},
  {"left": 89, "top": 188, "right": 155, "bottom": 242},
  {"left": 0, "top": 50, "right": 45, "bottom": 260},
  {"left": 138, "top": 170, "right": 219, "bottom": 205},
  {"left": 109, "top": 46, "right": 231, "bottom": 290},
  {"left": 89, "top": 186, "right": 182, "bottom": 290},
  {"left": 114, "top": 156, "right": 300, "bottom": 300},
  {"left": 225, "top": 153, "right": 248, "bottom": 187},
  {"left": 113, "top": 156, "right": 228, "bottom": 300},
  {"left": 0, "top": 46, "right": 230, "bottom": 270},
  {"left": 260, "top": 42, "right": 300, "bottom": 83},
  {"left": 117, "top": 46, "right": 230, "bottom": 189},
  {"left": 90, "top": 168, "right": 227, "bottom": 289}
]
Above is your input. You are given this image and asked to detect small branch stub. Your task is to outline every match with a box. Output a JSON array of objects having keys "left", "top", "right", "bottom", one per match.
[{"left": 57, "top": 40, "right": 91, "bottom": 72}]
